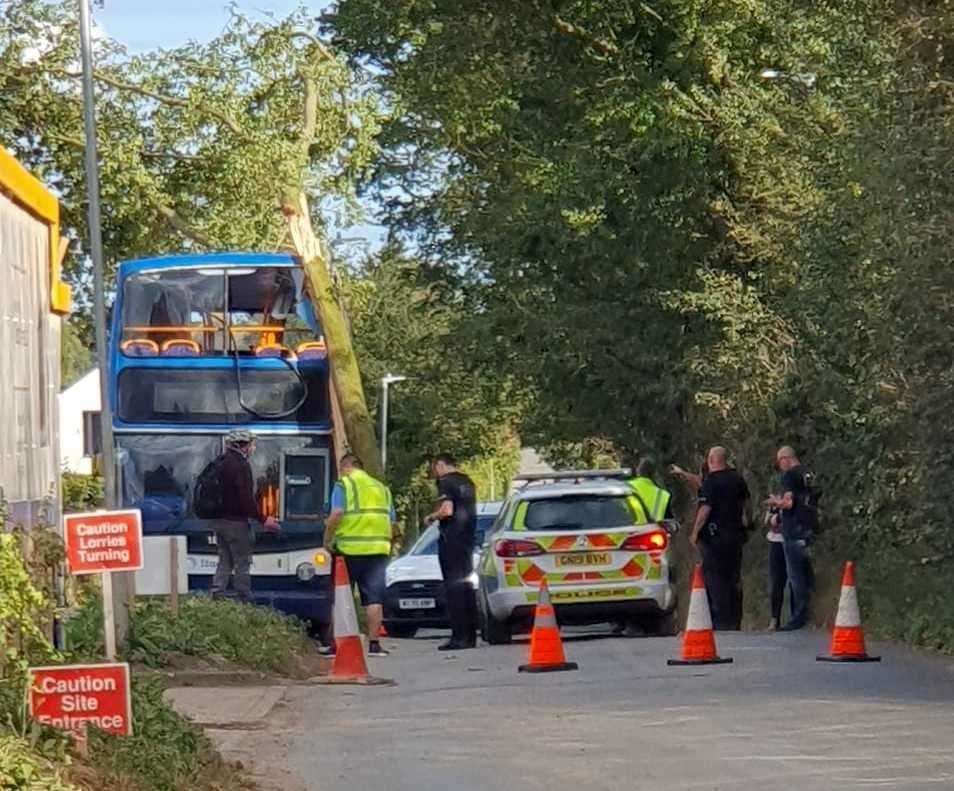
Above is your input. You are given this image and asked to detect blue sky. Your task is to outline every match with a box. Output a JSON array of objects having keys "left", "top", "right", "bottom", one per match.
[{"left": 99, "top": 1, "right": 329, "bottom": 53}]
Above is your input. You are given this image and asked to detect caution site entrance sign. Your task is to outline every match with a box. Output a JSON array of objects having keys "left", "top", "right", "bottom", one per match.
[{"left": 28, "top": 663, "right": 132, "bottom": 736}]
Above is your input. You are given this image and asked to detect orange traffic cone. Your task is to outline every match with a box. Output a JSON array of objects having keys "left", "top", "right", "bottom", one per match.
[
  {"left": 817, "top": 561, "right": 880, "bottom": 663},
  {"left": 668, "top": 563, "right": 733, "bottom": 666},
  {"left": 378, "top": 624, "right": 388, "bottom": 638},
  {"left": 330, "top": 556, "right": 371, "bottom": 681},
  {"left": 519, "top": 581, "right": 578, "bottom": 673}
]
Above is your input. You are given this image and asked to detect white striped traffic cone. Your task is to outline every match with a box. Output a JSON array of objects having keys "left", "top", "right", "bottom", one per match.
[
  {"left": 330, "top": 556, "right": 371, "bottom": 681},
  {"left": 668, "top": 563, "right": 733, "bottom": 666},
  {"left": 817, "top": 561, "right": 880, "bottom": 663}
]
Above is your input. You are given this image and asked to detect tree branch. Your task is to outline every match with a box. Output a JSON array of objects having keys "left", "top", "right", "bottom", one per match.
[
  {"left": 289, "top": 31, "right": 337, "bottom": 63},
  {"left": 157, "top": 205, "right": 214, "bottom": 248},
  {"left": 301, "top": 76, "right": 319, "bottom": 151},
  {"left": 53, "top": 67, "right": 247, "bottom": 137},
  {"left": 553, "top": 15, "right": 619, "bottom": 57}
]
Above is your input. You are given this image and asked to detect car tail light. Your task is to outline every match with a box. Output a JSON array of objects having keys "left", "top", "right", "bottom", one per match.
[
  {"left": 621, "top": 530, "right": 669, "bottom": 552},
  {"left": 494, "top": 538, "right": 545, "bottom": 558}
]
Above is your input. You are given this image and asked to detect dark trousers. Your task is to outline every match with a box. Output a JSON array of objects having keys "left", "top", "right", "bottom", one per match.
[
  {"left": 211, "top": 519, "right": 253, "bottom": 601},
  {"left": 783, "top": 538, "right": 814, "bottom": 627},
  {"left": 438, "top": 528, "right": 477, "bottom": 644},
  {"left": 699, "top": 536, "right": 743, "bottom": 630},
  {"left": 768, "top": 541, "right": 794, "bottom": 622}
]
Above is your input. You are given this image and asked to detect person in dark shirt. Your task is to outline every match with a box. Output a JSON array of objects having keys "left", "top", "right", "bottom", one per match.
[
  {"left": 690, "top": 446, "right": 750, "bottom": 630},
  {"left": 766, "top": 446, "right": 814, "bottom": 631},
  {"left": 210, "top": 430, "right": 279, "bottom": 602},
  {"left": 424, "top": 453, "right": 478, "bottom": 651}
]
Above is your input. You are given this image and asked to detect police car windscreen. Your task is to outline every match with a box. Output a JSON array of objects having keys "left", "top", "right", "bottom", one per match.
[{"left": 524, "top": 496, "right": 634, "bottom": 530}]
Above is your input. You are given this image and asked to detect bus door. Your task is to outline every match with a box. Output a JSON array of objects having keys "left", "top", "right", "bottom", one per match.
[{"left": 279, "top": 448, "right": 330, "bottom": 522}]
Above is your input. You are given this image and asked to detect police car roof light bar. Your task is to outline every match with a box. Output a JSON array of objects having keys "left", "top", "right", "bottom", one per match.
[{"left": 512, "top": 469, "right": 632, "bottom": 484}]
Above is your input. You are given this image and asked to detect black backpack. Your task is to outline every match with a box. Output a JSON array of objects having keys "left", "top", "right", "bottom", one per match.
[
  {"left": 798, "top": 471, "right": 822, "bottom": 535},
  {"left": 194, "top": 454, "right": 227, "bottom": 519}
]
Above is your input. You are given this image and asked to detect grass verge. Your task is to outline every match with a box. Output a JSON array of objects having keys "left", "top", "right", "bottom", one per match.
[{"left": 67, "top": 593, "right": 315, "bottom": 676}]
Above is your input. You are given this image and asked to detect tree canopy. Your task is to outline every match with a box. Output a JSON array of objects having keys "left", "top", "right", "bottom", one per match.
[
  {"left": 331, "top": 0, "right": 954, "bottom": 638},
  {"left": 1, "top": 0, "right": 381, "bottom": 306}
]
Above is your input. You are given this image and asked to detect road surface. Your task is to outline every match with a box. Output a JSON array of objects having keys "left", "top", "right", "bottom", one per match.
[{"left": 251, "top": 629, "right": 954, "bottom": 790}]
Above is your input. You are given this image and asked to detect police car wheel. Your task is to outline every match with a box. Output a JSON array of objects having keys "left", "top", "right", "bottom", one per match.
[
  {"left": 648, "top": 609, "right": 679, "bottom": 637},
  {"left": 481, "top": 602, "right": 512, "bottom": 645}
]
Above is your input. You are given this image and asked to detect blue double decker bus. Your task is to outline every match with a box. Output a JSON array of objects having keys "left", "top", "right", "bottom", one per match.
[{"left": 109, "top": 252, "right": 335, "bottom": 628}]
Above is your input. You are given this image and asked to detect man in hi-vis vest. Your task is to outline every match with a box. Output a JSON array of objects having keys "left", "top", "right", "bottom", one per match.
[
  {"left": 325, "top": 454, "right": 397, "bottom": 657},
  {"left": 627, "top": 458, "right": 674, "bottom": 522}
]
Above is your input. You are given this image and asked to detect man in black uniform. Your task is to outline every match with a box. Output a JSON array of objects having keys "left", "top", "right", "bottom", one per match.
[
  {"left": 689, "top": 446, "right": 750, "bottom": 630},
  {"left": 767, "top": 446, "right": 815, "bottom": 631},
  {"left": 425, "top": 453, "right": 478, "bottom": 651}
]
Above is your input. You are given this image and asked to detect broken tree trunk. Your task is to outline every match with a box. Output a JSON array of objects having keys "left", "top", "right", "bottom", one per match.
[{"left": 285, "top": 192, "right": 383, "bottom": 479}]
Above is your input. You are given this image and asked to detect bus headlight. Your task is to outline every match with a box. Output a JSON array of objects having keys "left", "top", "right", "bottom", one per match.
[{"left": 296, "top": 562, "right": 317, "bottom": 582}]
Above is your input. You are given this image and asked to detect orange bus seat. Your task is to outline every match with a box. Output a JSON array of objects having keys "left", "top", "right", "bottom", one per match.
[
  {"left": 296, "top": 341, "right": 328, "bottom": 361},
  {"left": 121, "top": 339, "right": 159, "bottom": 357},
  {"left": 253, "top": 343, "right": 297, "bottom": 361},
  {"left": 161, "top": 339, "right": 201, "bottom": 357}
]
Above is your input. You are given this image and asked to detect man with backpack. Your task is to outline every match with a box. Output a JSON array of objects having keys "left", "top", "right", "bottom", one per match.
[
  {"left": 766, "top": 446, "right": 816, "bottom": 631},
  {"left": 196, "top": 430, "right": 279, "bottom": 602}
]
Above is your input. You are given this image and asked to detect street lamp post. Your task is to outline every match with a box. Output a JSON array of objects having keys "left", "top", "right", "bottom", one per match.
[
  {"left": 380, "top": 374, "right": 407, "bottom": 472},
  {"left": 78, "top": 0, "right": 129, "bottom": 654}
]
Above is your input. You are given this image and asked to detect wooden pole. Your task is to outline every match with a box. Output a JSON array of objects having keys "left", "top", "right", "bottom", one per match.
[
  {"left": 169, "top": 538, "right": 179, "bottom": 618},
  {"left": 101, "top": 572, "right": 117, "bottom": 661}
]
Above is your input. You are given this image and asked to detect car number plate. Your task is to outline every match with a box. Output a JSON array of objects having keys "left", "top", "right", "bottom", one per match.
[
  {"left": 399, "top": 598, "right": 436, "bottom": 609},
  {"left": 555, "top": 552, "right": 611, "bottom": 567}
]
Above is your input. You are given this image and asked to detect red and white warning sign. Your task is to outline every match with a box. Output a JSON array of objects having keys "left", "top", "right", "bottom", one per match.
[
  {"left": 64, "top": 509, "right": 143, "bottom": 575},
  {"left": 28, "top": 663, "right": 132, "bottom": 736}
]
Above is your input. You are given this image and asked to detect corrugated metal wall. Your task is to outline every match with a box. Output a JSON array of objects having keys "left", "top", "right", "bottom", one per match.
[{"left": 0, "top": 189, "right": 62, "bottom": 521}]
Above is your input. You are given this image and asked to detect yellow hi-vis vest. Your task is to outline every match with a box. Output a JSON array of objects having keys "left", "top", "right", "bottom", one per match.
[
  {"left": 335, "top": 469, "right": 393, "bottom": 556},
  {"left": 628, "top": 477, "right": 671, "bottom": 522}
]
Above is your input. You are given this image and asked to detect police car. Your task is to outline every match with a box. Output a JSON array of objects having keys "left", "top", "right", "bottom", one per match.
[
  {"left": 383, "top": 502, "right": 502, "bottom": 638},
  {"left": 477, "top": 471, "right": 678, "bottom": 644}
]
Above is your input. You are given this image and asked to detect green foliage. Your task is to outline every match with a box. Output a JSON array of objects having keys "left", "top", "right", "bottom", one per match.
[
  {"left": 87, "top": 678, "right": 212, "bottom": 791},
  {"left": 0, "top": 1, "right": 381, "bottom": 317},
  {"left": 61, "top": 473, "right": 104, "bottom": 514},
  {"left": 59, "top": 322, "right": 92, "bottom": 390},
  {"left": 0, "top": 532, "right": 60, "bottom": 731},
  {"left": 333, "top": 0, "right": 954, "bottom": 651},
  {"left": 345, "top": 246, "right": 526, "bottom": 534},
  {"left": 67, "top": 595, "right": 311, "bottom": 676},
  {"left": 0, "top": 735, "right": 77, "bottom": 791}
]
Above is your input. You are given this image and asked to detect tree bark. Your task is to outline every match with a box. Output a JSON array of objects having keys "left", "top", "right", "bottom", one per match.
[{"left": 284, "top": 192, "right": 383, "bottom": 479}]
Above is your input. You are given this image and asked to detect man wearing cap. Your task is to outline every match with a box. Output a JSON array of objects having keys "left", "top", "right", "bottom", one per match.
[
  {"left": 324, "top": 454, "right": 397, "bottom": 657},
  {"left": 211, "top": 430, "right": 280, "bottom": 602}
]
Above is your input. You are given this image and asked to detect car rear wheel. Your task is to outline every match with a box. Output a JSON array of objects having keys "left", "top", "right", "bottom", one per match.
[
  {"left": 480, "top": 592, "right": 512, "bottom": 645},
  {"left": 647, "top": 609, "right": 679, "bottom": 637},
  {"left": 384, "top": 624, "right": 418, "bottom": 639}
]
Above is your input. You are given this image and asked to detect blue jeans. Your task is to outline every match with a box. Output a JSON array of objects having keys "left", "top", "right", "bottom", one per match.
[{"left": 782, "top": 538, "right": 814, "bottom": 626}]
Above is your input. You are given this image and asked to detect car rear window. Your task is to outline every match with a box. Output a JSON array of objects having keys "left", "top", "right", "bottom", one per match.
[{"left": 522, "top": 495, "right": 635, "bottom": 531}]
